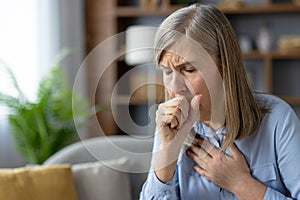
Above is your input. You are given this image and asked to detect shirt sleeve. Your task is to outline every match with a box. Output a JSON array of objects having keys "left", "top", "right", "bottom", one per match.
[
  {"left": 139, "top": 128, "right": 179, "bottom": 200},
  {"left": 263, "top": 187, "right": 294, "bottom": 200},
  {"left": 140, "top": 170, "right": 179, "bottom": 200},
  {"left": 263, "top": 102, "right": 300, "bottom": 200}
]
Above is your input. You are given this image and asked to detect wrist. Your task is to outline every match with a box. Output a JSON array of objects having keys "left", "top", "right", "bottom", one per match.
[
  {"left": 232, "top": 175, "right": 267, "bottom": 200},
  {"left": 154, "top": 161, "right": 177, "bottom": 183},
  {"left": 154, "top": 143, "right": 180, "bottom": 183}
]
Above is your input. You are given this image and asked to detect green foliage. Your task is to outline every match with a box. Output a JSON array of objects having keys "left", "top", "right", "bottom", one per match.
[{"left": 0, "top": 53, "right": 94, "bottom": 164}]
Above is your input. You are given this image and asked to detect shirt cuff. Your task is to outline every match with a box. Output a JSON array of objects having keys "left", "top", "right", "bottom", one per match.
[
  {"left": 146, "top": 171, "right": 178, "bottom": 200},
  {"left": 263, "top": 187, "right": 291, "bottom": 200}
]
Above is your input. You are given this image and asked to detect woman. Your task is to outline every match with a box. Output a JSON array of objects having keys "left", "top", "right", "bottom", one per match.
[{"left": 140, "top": 4, "right": 300, "bottom": 200}]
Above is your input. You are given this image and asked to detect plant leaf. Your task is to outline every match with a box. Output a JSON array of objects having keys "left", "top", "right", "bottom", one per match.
[{"left": 0, "top": 60, "right": 27, "bottom": 100}]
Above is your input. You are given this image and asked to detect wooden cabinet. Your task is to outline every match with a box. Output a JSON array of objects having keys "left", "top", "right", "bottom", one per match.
[
  {"left": 85, "top": 0, "right": 300, "bottom": 136},
  {"left": 223, "top": 2, "right": 300, "bottom": 116}
]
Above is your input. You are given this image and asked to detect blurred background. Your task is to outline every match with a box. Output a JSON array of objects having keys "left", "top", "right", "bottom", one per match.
[
  {"left": 0, "top": 0, "right": 300, "bottom": 167},
  {"left": 0, "top": 0, "right": 86, "bottom": 167}
]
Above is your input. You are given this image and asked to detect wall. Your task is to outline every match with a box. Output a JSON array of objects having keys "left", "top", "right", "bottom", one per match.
[{"left": 0, "top": 113, "right": 25, "bottom": 167}]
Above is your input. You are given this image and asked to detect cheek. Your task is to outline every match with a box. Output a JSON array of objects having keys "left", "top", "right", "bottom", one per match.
[
  {"left": 163, "top": 75, "right": 169, "bottom": 84},
  {"left": 163, "top": 75, "right": 171, "bottom": 89},
  {"left": 185, "top": 77, "right": 206, "bottom": 95},
  {"left": 163, "top": 75, "right": 173, "bottom": 96}
]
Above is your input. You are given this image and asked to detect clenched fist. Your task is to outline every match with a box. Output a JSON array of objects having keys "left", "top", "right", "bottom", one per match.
[{"left": 156, "top": 95, "right": 201, "bottom": 148}]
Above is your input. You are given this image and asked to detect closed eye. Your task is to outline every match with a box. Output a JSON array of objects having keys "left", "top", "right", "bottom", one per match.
[
  {"left": 183, "top": 68, "right": 196, "bottom": 73},
  {"left": 159, "top": 65, "right": 172, "bottom": 75},
  {"left": 162, "top": 69, "right": 172, "bottom": 75},
  {"left": 182, "top": 66, "right": 196, "bottom": 73}
]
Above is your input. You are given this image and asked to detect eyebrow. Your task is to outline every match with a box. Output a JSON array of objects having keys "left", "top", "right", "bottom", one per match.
[{"left": 159, "top": 62, "right": 195, "bottom": 69}]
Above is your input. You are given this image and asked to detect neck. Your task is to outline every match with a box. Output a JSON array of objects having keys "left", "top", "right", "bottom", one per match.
[{"left": 203, "top": 121, "right": 224, "bottom": 132}]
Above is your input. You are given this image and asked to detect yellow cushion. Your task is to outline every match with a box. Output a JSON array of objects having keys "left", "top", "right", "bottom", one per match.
[{"left": 0, "top": 165, "right": 78, "bottom": 200}]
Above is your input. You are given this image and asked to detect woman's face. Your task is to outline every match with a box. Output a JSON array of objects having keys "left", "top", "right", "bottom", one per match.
[{"left": 159, "top": 51, "right": 212, "bottom": 122}]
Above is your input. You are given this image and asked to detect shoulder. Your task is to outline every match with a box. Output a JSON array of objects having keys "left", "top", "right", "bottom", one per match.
[
  {"left": 255, "top": 93, "right": 300, "bottom": 137},
  {"left": 254, "top": 93, "right": 295, "bottom": 116}
]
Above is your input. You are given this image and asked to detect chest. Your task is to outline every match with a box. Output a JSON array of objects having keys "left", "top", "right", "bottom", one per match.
[{"left": 177, "top": 132, "right": 287, "bottom": 199}]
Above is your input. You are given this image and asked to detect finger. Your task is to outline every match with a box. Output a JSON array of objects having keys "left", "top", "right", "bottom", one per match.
[
  {"left": 163, "top": 106, "right": 183, "bottom": 129},
  {"left": 163, "top": 95, "right": 200, "bottom": 148},
  {"left": 189, "top": 136, "right": 204, "bottom": 148},
  {"left": 160, "top": 98, "right": 180, "bottom": 107},
  {"left": 156, "top": 104, "right": 178, "bottom": 117},
  {"left": 203, "top": 141, "right": 219, "bottom": 157},
  {"left": 175, "top": 95, "right": 189, "bottom": 120},
  {"left": 158, "top": 102, "right": 186, "bottom": 129},
  {"left": 171, "top": 117, "right": 179, "bottom": 129},
  {"left": 160, "top": 95, "right": 188, "bottom": 109},
  {"left": 159, "top": 115, "right": 179, "bottom": 129},
  {"left": 156, "top": 102, "right": 180, "bottom": 121},
  {"left": 193, "top": 165, "right": 209, "bottom": 179},
  {"left": 186, "top": 149, "right": 207, "bottom": 167},
  {"left": 169, "top": 117, "right": 178, "bottom": 129},
  {"left": 194, "top": 137, "right": 219, "bottom": 157},
  {"left": 166, "top": 95, "right": 189, "bottom": 121},
  {"left": 157, "top": 107, "right": 179, "bottom": 128},
  {"left": 189, "top": 144, "right": 211, "bottom": 159}
]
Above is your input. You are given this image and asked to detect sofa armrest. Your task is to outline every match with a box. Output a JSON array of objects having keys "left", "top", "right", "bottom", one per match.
[{"left": 43, "top": 135, "right": 154, "bottom": 200}]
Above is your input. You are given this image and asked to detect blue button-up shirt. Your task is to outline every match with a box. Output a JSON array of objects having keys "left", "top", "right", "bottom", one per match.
[{"left": 140, "top": 94, "right": 300, "bottom": 199}]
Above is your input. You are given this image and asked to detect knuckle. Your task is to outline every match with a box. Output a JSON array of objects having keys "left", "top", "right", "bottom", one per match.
[
  {"left": 175, "top": 105, "right": 181, "bottom": 112},
  {"left": 157, "top": 103, "right": 164, "bottom": 110}
]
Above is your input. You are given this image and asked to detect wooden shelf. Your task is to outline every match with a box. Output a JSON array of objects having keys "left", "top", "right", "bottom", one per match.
[
  {"left": 116, "top": 4, "right": 300, "bottom": 17},
  {"left": 243, "top": 51, "right": 266, "bottom": 59},
  {"left": 271, "top": 51, "right": 300, "bottom": 59},
  {"left": 116, "top": 5, "right": 183, "bottom": 17},
  {"left": 220, "top": 4, "right": 300, "bottom": 14},
  {"left": 243, "top": 51, "right": 300, "bottom": 59}
]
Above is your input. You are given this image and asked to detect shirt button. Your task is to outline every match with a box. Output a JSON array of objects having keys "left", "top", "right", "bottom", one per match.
[{"left": 164, "top": 190, "right": 171, "bottom": 195}]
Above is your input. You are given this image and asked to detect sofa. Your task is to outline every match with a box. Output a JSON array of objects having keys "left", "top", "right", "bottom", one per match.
[{"left": 43, "top": 135, "right": 154, "bottom": 200}]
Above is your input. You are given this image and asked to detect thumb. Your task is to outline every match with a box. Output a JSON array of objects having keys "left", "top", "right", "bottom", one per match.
[
  {"left": 171, "top": 94, "right": 201, "bottom": 150},
  {"left": 182, "top": 94, "right": 201, "bottom": 129}
]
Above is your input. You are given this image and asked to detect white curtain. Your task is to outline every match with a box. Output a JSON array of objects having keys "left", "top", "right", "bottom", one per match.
[
  {"left": 39, "top": 0, "right": 87, "bottom": 96},
  {"left": 0, "top": 0, "right": 86, "bottom": 167}
]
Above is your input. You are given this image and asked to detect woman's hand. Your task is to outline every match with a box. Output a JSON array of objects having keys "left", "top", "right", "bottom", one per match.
[
  {"left": 156, "top": 95, "right": 201, "bottom": 148},
  {"left": 154, "top": 95, "right": 201, "bottom": 182},
  {"left": 186, "top": 137, "right": 266, "bottom": 199},
  {"left": 155, "top": 95, "right": 189, "bottom": 147}
]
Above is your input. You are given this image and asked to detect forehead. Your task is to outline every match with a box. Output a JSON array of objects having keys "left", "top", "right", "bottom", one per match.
[
  {"left": 159, "top": 40, "right": 212, "bottom": 70},
  {"left": 159, "top": 51, "right": 187, "bottom": 66},
  {"left": 158, "top": 37, "right": 221, "bottom": 79}
]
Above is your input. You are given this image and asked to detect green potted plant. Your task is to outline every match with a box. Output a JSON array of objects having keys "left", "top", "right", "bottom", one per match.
[{"left": 0, "top": 51, "right": 100, "bottom": 164}]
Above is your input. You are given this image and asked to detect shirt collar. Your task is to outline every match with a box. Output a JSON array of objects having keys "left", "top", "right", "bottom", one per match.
[{"left": 193, "top": 121, "right": 226, "bottom": 138}]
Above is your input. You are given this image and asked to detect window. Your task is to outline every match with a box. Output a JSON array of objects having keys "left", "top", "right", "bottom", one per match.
[{"left": 0, "top": 0, "right": 40, "bottom": 106}]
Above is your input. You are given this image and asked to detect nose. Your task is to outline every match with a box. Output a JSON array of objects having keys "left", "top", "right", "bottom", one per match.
[{"left": 168, "top": 71, "right": 186, "bottom": 95}]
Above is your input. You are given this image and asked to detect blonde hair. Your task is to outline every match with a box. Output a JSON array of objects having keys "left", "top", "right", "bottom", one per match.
[{"left": 154, "top": 4, "right": 263, "bottom": 149}]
